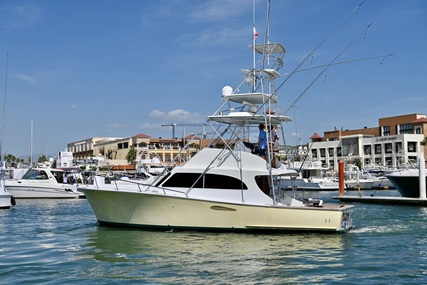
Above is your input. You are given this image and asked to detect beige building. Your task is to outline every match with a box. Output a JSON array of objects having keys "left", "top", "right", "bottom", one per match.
[{"left": 67, "top": 134, "right": 202, "bottom": 169}]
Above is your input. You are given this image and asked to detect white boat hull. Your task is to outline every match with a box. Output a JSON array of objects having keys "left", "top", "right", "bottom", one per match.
[
  {"left": 280, "top": 178, "right": 339, "bottom": 191},
  {"left": 0, "top": 192, "right": 14, "bottom": 208},
  {"left": 6, "top": 185, "right": 82, "bottom": 199},
  {"left": 345, "top": 180, "right": 374, "bottom": 190},
  {"left": 83, "top": 188, "right": 353, "bottom": 232}
]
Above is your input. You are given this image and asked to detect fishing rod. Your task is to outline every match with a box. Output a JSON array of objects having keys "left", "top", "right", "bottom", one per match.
[
  {"left": 282, "top": 22, "right": 373, "bottom": 116},
  {"left": 275, "top": 1, "right": 366, "bottom": 93},
  {"left": 287, "top": 54, "right": 394, "bottom": 74}
]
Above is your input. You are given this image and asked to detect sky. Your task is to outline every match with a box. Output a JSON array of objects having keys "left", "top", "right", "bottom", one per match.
[{"left": 0, "top": 0, "right": 426, "bottom": 158}]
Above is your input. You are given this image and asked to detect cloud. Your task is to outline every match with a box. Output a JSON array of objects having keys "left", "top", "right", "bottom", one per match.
[
  {"left": 149, "top": 109, "right": 205, "bottom": 122},
  {"left": 70, "top": 104, "right": 77, "bottom": 109},
  {"left": 14, "top": 69, "right": 65, "bottom": 86},
  {"left": 0, "top": 3, "right": 45, "bottom": 31},
  {"left": 15, "top": 74, "right": 38, "bottom": 86},
  {"left": 107, "top": 122, "right": 126, "bottom": 130}
]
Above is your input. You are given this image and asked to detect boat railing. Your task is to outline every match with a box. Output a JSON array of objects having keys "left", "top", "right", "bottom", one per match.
[{"left": 92, "top": 175, "right": 189, "bottom": 196}]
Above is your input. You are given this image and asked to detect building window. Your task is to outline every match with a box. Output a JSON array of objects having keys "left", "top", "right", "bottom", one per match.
[
  {"left": 399, "top": 124, "right": 413, "bottom": 134},
  {"left": 341, "top": 137, "right": 359, "bottom": 156},
  {"left": 363, "top": 145, "right": 371, "bottom": 155},
  {"left": 395, "top": 142, "right": 403, "bottom": 154},
  {"left": 385, "top": 143, "right": 392, "bottom": 154},
  {"left": 375, "top": 144, "right": 382, "bottom": 154},
  {"left": 382, "top": 126, "right": 390, "bottom": 136},
  {"left": 415, "top": 127, "right": 422, "bottom": 134},
  {"left": 311, "top": 149, "right": 317, "bottom": 158},
  {"left": 407, "top": 142, "right": 417, "bottom": 152}
]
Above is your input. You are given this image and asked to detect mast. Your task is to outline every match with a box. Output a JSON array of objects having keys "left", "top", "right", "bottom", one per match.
[{"left": 0, "top": 54, "right": 8, "bottom": 162}]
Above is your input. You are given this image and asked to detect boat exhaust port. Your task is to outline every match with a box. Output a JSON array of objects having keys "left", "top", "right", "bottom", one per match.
[{"left": 303, "top": 198, "right": 323, "bottom": 207}]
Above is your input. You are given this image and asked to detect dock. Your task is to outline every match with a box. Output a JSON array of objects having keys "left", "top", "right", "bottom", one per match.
[
  {"left": 333, "top": 155, "right": 427, "bottom": 206},
  {"left": 333, "top": 195, "right": 427, "bottom": 206}
]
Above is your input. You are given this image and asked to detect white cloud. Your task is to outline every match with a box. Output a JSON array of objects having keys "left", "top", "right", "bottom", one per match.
[
  {"left": 150, "top": 108, "right": 205, "bottom": 122},
  {"left": 15, "top": 74, "right": 38, "bottom": 86},
  {"left": 0, "top": 3, "right": 45, "bottom": 31}
]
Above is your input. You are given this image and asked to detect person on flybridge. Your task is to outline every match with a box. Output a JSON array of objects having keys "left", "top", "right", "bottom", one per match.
[{"left": 255, "top": 123, "right": 267, "bottom": 160}]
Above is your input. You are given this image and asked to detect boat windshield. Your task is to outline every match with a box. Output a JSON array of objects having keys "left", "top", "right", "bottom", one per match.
[{"left": 22, "top": 169, "right": 49, "bottom": 180}]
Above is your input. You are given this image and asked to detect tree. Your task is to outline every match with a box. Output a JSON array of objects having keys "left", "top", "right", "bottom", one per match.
[
  {"left": 421, "top": 136, "right": 427, "bottom": 147},
  {"left": 38, "top": 155, "right": 47, "bottom": 163},
  {"left": 126, "top": 146, "right": 137, "bottom": 164}
]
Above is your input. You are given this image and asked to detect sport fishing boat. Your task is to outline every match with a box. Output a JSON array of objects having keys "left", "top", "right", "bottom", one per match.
[{"left": 81, "top": 1, "right": 354, "bottom": 233}]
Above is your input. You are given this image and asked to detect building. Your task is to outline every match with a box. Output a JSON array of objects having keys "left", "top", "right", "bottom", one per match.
[
  {"left": 66, "top": 134, "right": 203, "bottom": 170},
  {"left": 65, "top": 113, "right": 426, "bottom": 171},
  {"left": 308, "top": 113, "right": 427, "bottom": 170}
]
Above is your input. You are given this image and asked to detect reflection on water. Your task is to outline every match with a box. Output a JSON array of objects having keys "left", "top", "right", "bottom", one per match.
[
  {"left": 85, "top": 227, "right": 348, "bottom": 283},
  {"left": 2, "top": 193, "right": 427, "bottom": 284}
]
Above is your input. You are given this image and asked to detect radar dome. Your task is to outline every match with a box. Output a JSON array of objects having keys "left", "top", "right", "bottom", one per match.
[{"left": 222, "top": 86, "right": 233, "bottom": 96}]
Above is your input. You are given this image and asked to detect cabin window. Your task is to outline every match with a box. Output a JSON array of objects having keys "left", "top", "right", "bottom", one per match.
[
  {"left": 320, "top": 148, "right": 326, "bottom": 157},
  {"left": 328, "top": 148, "right": 334, "bottom": 156},
  {"left": 162, "top": 173, "right": 247, "bottom": 190},
  {"left": 336, "top": 147, "right": 342, "bottom": 156},
  {"left": 22, "top": 169, "right": 49, "bottom": 180}
]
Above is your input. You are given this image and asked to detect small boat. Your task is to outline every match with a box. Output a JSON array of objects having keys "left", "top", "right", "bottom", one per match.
[
  {"left": 0, "top": 179, "right": 15, "bottom": 208},
  {"left": 387, "top": 168, "right": 427, "bottom": 198},
  {"left": 80, "top": 1, "right": 354, "bottom": 233},
  {"left": 345, "top": 165, "right": 374, "bottom": 190},
  {"left": 281, "top": 156, "right": 339, "bottom": 191},
  {"left": 5, "top": 168, "right": 84, "bottom": 199}
]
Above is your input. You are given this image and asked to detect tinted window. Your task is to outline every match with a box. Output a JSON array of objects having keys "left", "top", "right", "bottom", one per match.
[{"left": 162, "top": 173, "right": 247, "bottom": 190}]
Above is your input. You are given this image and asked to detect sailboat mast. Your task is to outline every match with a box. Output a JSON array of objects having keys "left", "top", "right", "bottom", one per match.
[{"left": 0, "top": 54, "right": 9, "bottom": 159}]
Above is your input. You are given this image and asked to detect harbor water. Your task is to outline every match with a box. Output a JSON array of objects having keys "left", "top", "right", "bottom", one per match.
[{"left": 1, "top": 190, "right": 426, "bottom": 284}]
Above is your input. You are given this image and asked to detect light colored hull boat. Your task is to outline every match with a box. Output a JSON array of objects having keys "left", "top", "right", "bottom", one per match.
[{"left": 81, "top": 0, "right": 354, "bottom": 232}]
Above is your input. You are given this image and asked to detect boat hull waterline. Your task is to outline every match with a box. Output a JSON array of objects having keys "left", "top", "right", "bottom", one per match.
[
  {"left": 6, "top": 185, "right": 82, "bottom": 199},
  {"left": 83, "top": 188, "right": 353, "bottom": 232}
]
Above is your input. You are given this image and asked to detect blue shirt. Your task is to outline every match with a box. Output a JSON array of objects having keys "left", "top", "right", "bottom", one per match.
[{"left": 258, "top": 129, "right": 267, "bottom": 150}]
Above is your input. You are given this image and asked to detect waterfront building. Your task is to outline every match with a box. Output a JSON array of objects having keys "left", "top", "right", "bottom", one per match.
[
  {"left": 307, "top": 113, "right": 427, "bottom": 170},
  {"left": 65, "top": 113, "right": 426, "bottom": 171},
  {"left": 66, "top": 134, "right": 202, "bottom": 170}
]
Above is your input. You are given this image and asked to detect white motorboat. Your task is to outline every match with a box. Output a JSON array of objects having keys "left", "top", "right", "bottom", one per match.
[
  {"left": 387, "top": 168, "right": 427, "bottom": 198},
  {"left": 80, "top": 2, "right": 354, "bottom": 233},
  {"left": 0, "top": 179, "right": 15, "bottom": 208},
  {"left": 344, "top": 165, "right": 374, "bottom": 190},
  {"left": 281, "top": 158, "right": 339, "bottom": 191},
  {"left": 5, "top": 168, "right": 84, "bottom": 199}
]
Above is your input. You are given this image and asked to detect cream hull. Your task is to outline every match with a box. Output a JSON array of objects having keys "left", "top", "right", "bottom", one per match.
[{"left": 83, "top": 188, "right": 353, "bottom": 232}]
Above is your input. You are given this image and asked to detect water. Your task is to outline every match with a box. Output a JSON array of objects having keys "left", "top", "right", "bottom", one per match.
[{"left": 1, "top": 190, "right": 427, "bottom": 284}]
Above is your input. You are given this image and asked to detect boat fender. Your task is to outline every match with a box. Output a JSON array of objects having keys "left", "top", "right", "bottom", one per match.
[{"left": 11, "top": 196, "right": 16, "bottom": 206}]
